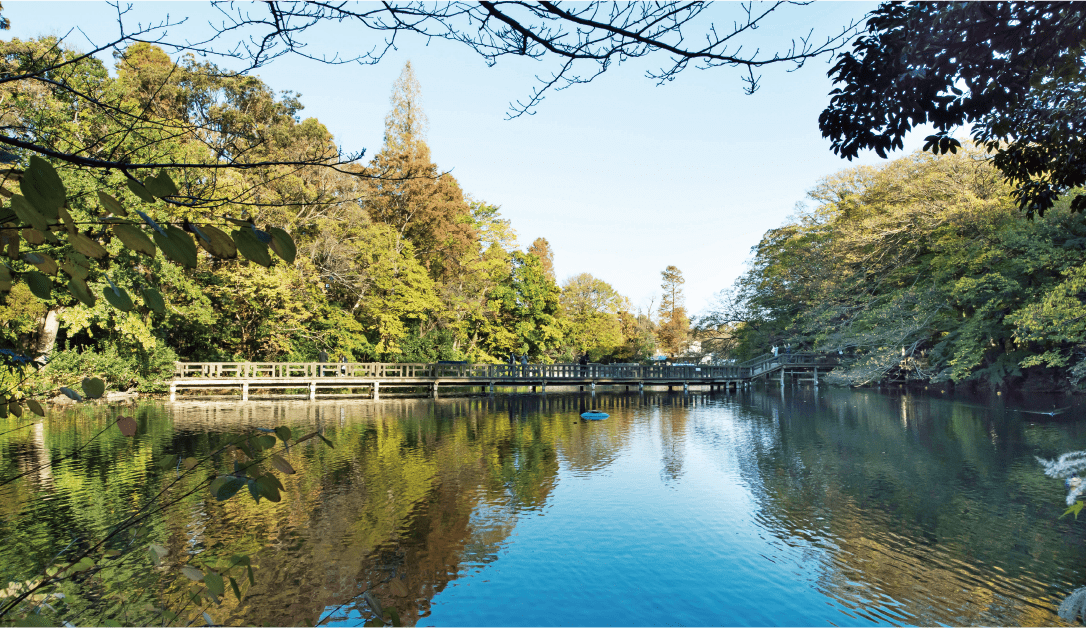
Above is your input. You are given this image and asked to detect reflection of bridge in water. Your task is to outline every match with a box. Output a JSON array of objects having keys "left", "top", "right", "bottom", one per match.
[{"left": 171, "top": 353, "right": 838, "bottom": 400}]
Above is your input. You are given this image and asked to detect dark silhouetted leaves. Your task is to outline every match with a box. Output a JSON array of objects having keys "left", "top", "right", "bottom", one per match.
[
  {"left": 270, "top": 455, "right": 295, "bottom": 475},
  {"left": 27, "top": 399, "right": 44, "bottom": 417},
  {"left": 103, "top": 284, "right": 134, "bottom": 312},
  {"left": 81, "top": 377, "right": 105, "bottom": 399},
  {"left": 68, "top": 232, "right": 108, "bottom": 259},
  {"left": 11, "top": 194, "right": 49, "bottom": 234},
  {"left": 142, "top": 287, "right": 166, "bottom": 314},
  {"left": 112, "top": 223, "right": 156, "bottom": 257},
  {"left": 97, "top": 191, "right": 127, "bottom": 216},
  {"left": 59, "top": 386, "right": 82, "bottom": 402},
  {"left": 194, "top": 224, "right": 237, "bottom": 259},
  {"left": 25, "top": 251, "right": 57, "bottom": 275},
  {"left": 21, "top": 156, "right": 65, "bottom": 220},
  {"left": 266, "top": 226, "right": 296, "bottom": 264},
  {"left": 24, "top": 270, "right": 50, "bottom": 300},
  {"left": 68, "top": 276, "right": 95, "bottom": 306},
  {"left": 232, "top": 228, "right": 272, "bottom": 267},
  {"left": 153, "top": 225, "right": 198, "bottom": 268},
  {"left": 209, "top": 476, "right": 247, "bottom": 501},
  {"left": 143, "top": 171, "right": 179, "bottom": 198},
  {"left": 126, "top": 178, "right": 156, "bottom": 203}
]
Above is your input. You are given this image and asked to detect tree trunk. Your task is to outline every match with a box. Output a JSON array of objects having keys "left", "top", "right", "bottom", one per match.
[{"left": 34, "top": 307, "right": 63, "bottom": 361}]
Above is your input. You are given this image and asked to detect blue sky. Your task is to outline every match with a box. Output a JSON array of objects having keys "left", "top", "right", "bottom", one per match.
[{"left": 8, "top": 1, "right": 931, "bottom": 315}]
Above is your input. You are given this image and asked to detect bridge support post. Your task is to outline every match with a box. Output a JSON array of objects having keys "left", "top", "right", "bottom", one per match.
[
  {"left": 780, "top": 368, "right": 785, "bottom": 387},
  {"left": 590, "top": 382, "right": 596, "bottom": 392},
  {"left": 242, "top": 382, "right": 249, "bottom": 402},
  {"left": 309, "top": 381, "right": 317, "bottom": 401},
  {"left": 541, "top": 381, "right": 547, "bottom": 394},
  {"left": 683, "top": 381, "right": 688, "bottom": 393},
  {"left": 431, "top": 382, "right": 439, "bottom": 398},
  {"left": 169, "top": 382, "right": 176, "bottom": 402},
  {"left": 489, "top": 382, "right": 495, "bottom": 394},
  {"left": 638, "top": 382, "right": 643, "bottom": 392},
  {"left": 813, "top": 368, "right": 818, "bottom": 387},
  {"left": 372, "top": 381, "right": 380, "bottom": 401}
]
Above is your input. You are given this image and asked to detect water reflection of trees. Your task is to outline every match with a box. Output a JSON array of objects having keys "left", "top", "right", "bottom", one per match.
[{"left": 737, "top": 387, "right": 1085, "bottom": 626}]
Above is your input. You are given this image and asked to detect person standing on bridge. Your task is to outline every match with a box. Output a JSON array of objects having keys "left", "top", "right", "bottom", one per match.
[
  {"left": 521, "top": 354, "right": 528, "bottom": 377},
  {"left": 772, "top": 346, "right": 778, "bottom": 357}
]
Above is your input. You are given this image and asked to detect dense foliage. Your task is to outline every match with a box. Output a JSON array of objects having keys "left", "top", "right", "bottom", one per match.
[
  {"left": 714, "top": 147, "right": 1086, "bottom": 389},
  {"left": 0, "top": 41, "right": 692, "bottom": 400}
]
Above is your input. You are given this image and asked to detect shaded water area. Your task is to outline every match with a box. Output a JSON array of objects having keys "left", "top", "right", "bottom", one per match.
[{"left": 5, "top": 387, "right": 1086, "bottom": 625}]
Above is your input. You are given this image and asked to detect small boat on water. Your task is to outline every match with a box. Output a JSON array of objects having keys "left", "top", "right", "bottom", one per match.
[{"left": 580, "top": 411, "right": 609, "bottom": 420}]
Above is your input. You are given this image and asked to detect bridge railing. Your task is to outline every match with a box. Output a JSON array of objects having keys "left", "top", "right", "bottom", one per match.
[{"left": 173, "top": 361, "right": 754, "bottom": 380}]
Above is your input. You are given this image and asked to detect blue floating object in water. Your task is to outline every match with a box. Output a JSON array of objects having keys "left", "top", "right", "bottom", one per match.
[{"left": 580, "top": 411, "right": 609, "bottom": 420}]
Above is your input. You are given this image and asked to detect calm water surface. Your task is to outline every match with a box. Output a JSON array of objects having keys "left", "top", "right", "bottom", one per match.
[{"left": 4, "top": 387, "right": 1086, "bottom": 626}]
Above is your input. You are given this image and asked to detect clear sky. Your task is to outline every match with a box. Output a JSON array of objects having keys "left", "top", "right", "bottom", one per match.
[{"left": 7, "top": 1, "right": 931, "bottom": 316}]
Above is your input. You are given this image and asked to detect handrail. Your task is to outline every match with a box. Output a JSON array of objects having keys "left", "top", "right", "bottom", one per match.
[{"left": 173, "top": 358, "right": 838, "bottom": 381}]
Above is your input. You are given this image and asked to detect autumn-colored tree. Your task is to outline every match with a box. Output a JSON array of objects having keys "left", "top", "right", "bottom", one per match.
[
  {"left": 364, "top": 62, "right": 476, "bottom": 283},
  {"left": 527, "top": 237, "right": 555, "bottom": 282},
  {"left": 657, "top": 265, "right": 690, "bottom": 357}
]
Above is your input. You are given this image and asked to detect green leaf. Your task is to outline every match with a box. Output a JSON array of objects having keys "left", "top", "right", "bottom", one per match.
[
  {"left": 70, "top": 556, "right": 95, "bottom": 573},
  {"left": 204, "top": 571, "right": 225, "bottom": 597},
  {"left": 274, "top": 426, "right": 292, "bottom": 444},
  {"left": 209, "top": 476, "right": 247, "bottom": 501},
  {"left": 266, "top": 226, "right": 296, "bottom": 264},
  {"left": 232, "top": 228, "right": 272, "bottom": 267},
  {"left": 157, "top": 454, "right": 179, "bottom": 470},
  {"left": 24, "top": 270, "right": 50, "bottom": 300},
  {"left": 229, "top": 576, "right": 242, "bottom": 602},
  {"left": 256, "top": 434, "right": 276, "bottom": 450},
  {"left": 67, "top": 232, "right": 108, "bottom": 259},
  {"left": 81, "top": 377, "right": 105, "bottom": 399},
  {"left": 247, "top": 478, "right": 261, "bottom": 502},
  {"left": 384, "top": 608, "right": 401, "bottom": 627},
  {"left": 8, "top": 401, "right": 21, "bottom": 418},
  {"left": 143, "top": 171, "right": 179, "bottom": 198},
  {"left": 26, "top": 399, "right": 44, "bottom": 417},
  {"left": 318, "top": 433, "right": 335, "bottom": 449},
  {"left": 152, "top": 225, "right": 198, "bottom": 269},
  {"left": 11, "top": 194, "right": 50, "bottom": 234},
  {"left": 102, "top": 285, "right": 134, "bottom": 312},
  {"left": 68, "top": 276, "right": 96, "bottom": 307},
  {"left": 254, "top": 474, "right": 282, "bottom": 502},
  {"left": 142, "top": 287, "right": 166, "bottom": 314},
  {"left": 21, "top": 156, "right": 65, "bottom": 220},
  {"left": 126, "top": 178, "right": 156, "bottom": 203},
  {"left": 247, "top": 564, "right": 255, "bottom": 585},
  {"left": 271, "top": 454, "right": 296, "bottom": 475},
  {"left": 1063, "top": 501, "right": 1084, "bottom": 519},
  {"left": 183, "top": 456, "right": 199, "bottom": 470},
  {"left": 25, "top": 252, "right": 57, "bottom": 276},
  {"left": 112, "top": 223, "right": 156, "bottom": 257},
  {"left": 59, "top": 386, "right": 82, "bottom": 402},
  {"left": 181, "top": 565, "right": 203, "bottom": 581},
  {"left": 97, "top": 190, "right": 127, "bottom": 217},
  {"left": 194, "top": 224, "right": 237, "bottom": 259}
]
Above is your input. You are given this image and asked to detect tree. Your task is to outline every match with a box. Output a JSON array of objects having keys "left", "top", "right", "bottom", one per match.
[
  {"left": 364, "top": 62, "right": 477, "bottom": 283},
  {"left": 479, "top": 251, "right": 563, "bottom": 360},
  {"left": 820, "top": 2, "right": 1086, "bottom": 217},
  {"left": 527, "top": 237, "right": 555, "bottom": 282},
  {"left": 657, "top": 265, "right": 689, "bottom": 357},
  {"left": 559, "top": 272, "right": 624, "bottom": 359}
]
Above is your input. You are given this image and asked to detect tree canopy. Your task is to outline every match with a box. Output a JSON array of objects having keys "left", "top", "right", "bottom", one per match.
[{"left": 820, "top": 2, "right": 1086, "bottom": 217}]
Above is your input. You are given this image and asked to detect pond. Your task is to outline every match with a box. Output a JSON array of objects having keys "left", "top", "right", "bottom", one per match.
[{"left": 3, "top": 387, "right": 1086, "bottom": 626}]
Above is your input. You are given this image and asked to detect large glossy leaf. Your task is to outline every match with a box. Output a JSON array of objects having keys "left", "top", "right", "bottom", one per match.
[
  {"left": 141, "top": 287, "right": 166, "bottom": 314},
  {"left": 81, "top": 377, "right": 105, "bottom": 399},
  {"left": 153, "top": 225, "right": 198, "bottom": 268},
  {"left": 203, "top": 571, "right": 225, "bottom": 597},
  {"left": 232, "top": 228, "right": 272, "bottom": 267},
  {"left": 97, "top": 191, "right": 127, "bottom": 217},
  {"left": 112, "top": 224, "right": 156, "bottom": 257},
  {"left": 8, "top": 401, "right": 21, "bottom": 418},
  {"left": 24, "top": 270, "right": 50, "bottom": 300},
  {"left": 68, "top": 276, "right": 96, "bottom": 306},
  {"left": 10, "top": 194, "right": 49, "bottom": 234},
  {"left": 67, "top": 232, "right": 108, "bottom": 259},
  {"left": 21, "top": 156, "right": 65, "bottom": 220},
  {"left": 195, "top": 224, "right": 237, "bottom": 259},
  {"left": 266, "top": 226, "right": 296, "bottom": 264},
  {"left": 254, "top": 474, "right": 282, "bottom": 502},
  {"left": 102, "top": 284, "right": 134, "bottom": 312}
]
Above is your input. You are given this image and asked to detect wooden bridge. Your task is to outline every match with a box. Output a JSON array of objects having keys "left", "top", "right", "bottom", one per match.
[{"left": 170, "top": 353, "right": 837, "bottom": 401}]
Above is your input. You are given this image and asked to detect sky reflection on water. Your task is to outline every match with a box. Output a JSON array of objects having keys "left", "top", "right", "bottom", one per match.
[{"left": 4, "top": 388, "right": 1086, "bottom": 626}]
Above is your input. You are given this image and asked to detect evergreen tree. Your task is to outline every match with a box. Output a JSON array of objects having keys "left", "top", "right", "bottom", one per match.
[{"left": 657, "top": 265, "right": 690, "bottom": 357}]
